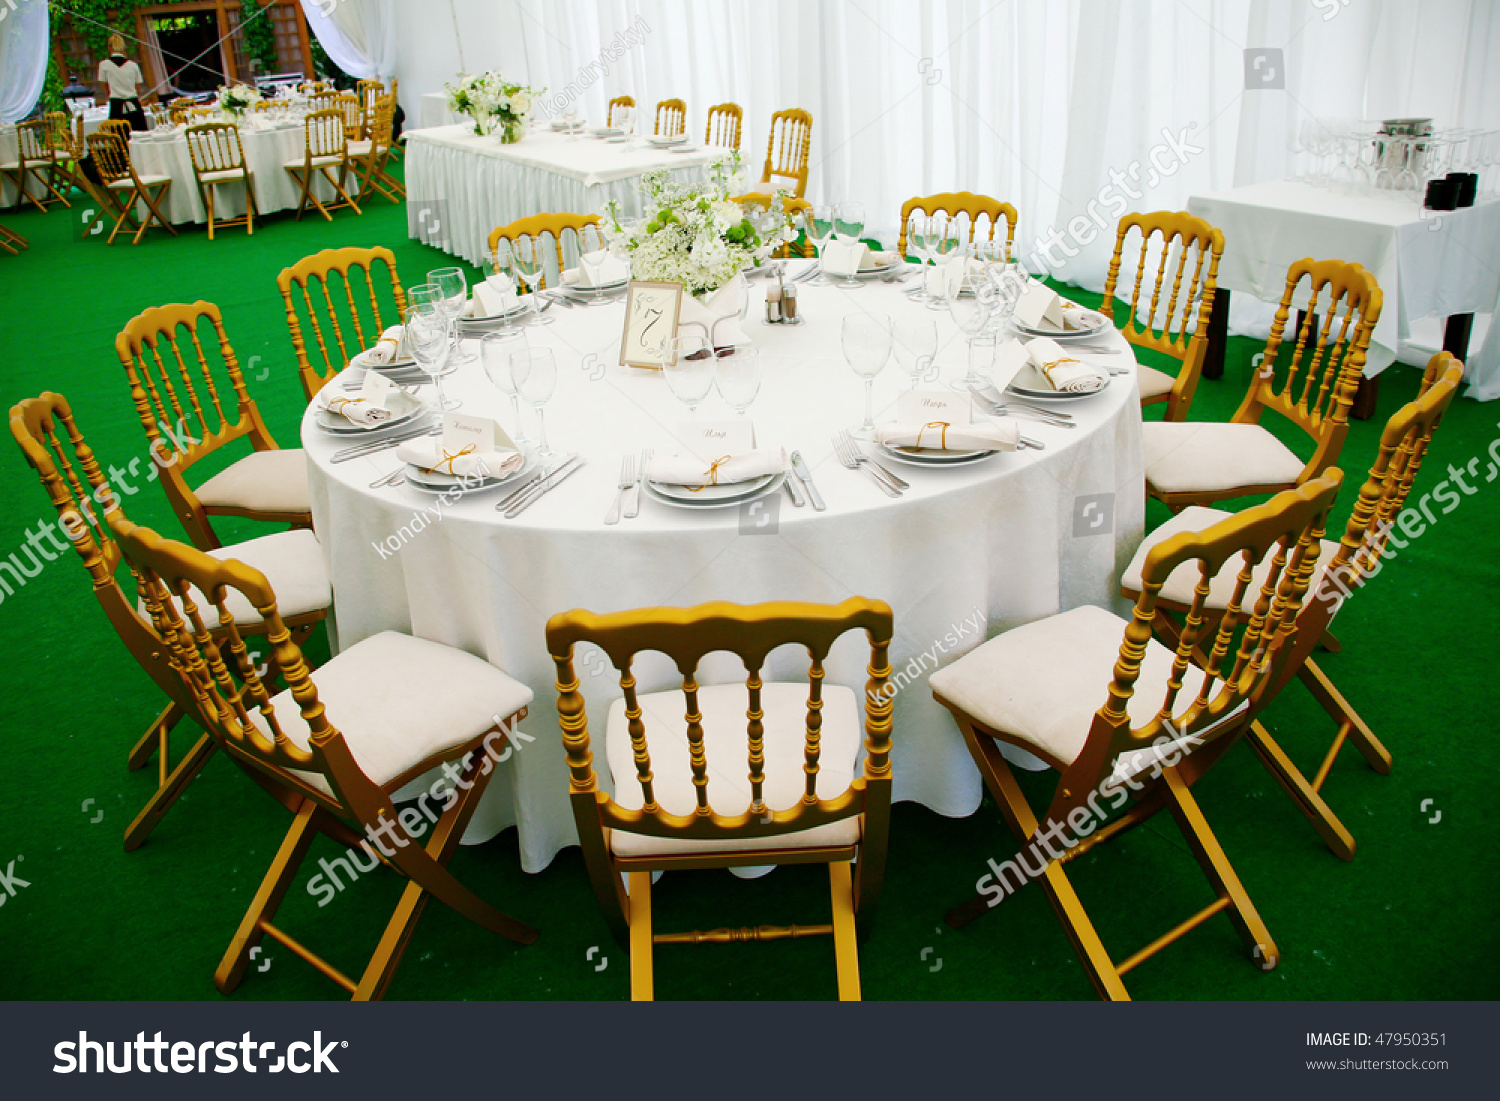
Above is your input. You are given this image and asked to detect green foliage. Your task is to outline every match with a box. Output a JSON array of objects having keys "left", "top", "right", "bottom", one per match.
[
  {"left": 240, "top": 0, "right": 279, "bottom": 73},
  {"left": 40, "top": 54, "right": 66, "bottom": 117},
  {"left": 54, "top": 0, "right": 151, "bottom": 60}
]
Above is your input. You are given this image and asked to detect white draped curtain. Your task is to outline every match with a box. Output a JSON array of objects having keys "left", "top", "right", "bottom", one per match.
[
  {"left": 299, "top": 0, "right": 397, "bottom": 80},
  {"left": 1, "top": 0, "right": 49, "bottom": 124}
]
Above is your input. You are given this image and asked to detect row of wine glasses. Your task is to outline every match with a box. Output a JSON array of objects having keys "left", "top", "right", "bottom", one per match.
[
  {"left": 800, "top": 201, "right": 866, "bottom": 287},
  {"left": 657, "top": 336, "right": 763, "bottom": 416},
  {"left": 477, "top": 335, "right": 558, "bottom": 458}
]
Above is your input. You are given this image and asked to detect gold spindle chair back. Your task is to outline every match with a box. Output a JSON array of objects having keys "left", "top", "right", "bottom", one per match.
[
  {"left": 654, "top": 98, "right": 685, "bottom": 137},
  {"left": 356, "top": 78, "right": 383, "bottom": 117},
  {"left": 607, "top": 95, "right": 635, "bottom": 128},
  {"left": 308, "top": 89, "right": 338, "bottom": 113},
  {"left": 85, "top": 131, "right": 131, "bottom": 185},
  {"left": 898, "top": 191, "right": 1018, "bottom": 261},
  {"left": 705, "top": 102, "right": 742, "bottom": 148},
  {"left": 333, "top": 92, "right": 364, "bottom": 140},
  {"left": 487, "top": 213, "right": 604, "bottom": 290},
  {"left": 99, "top": 118, "right": 133, "bottom": 144},
  {"left": 1100, "top": 211, "right": 1225, "bottom": 420},
  {"left": 186, "top": 121, "right": 247, "bottom": 174},
  {"left": 758, "top": 107, "right": 812, "bottom": 197},
  {"left": 277, "top": 246, "right": 408, "bottom": 400}
]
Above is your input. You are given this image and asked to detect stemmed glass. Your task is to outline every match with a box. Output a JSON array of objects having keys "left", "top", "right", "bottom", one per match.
[
  {"left": 714, "top": 345, "right": 762, "bottom": 416},
  {"left": 909, "top": 216, "right": 937, "bottom": 303},
  {"left": 659, "top": 331, "right": 716, "bottom": 415},
  {"left": 507, "top": 238, "right": 554, "bottom": 325},
  {"left": 950, "top": 276, "right": 997, "bottom": 390},
  {"left": 405, "top": 306, "right": 458, "bottom": 411},
  {"left": 842, "top": 314, "right": 891, "bottom": 439},
  {"left": 927, "top": 216, "right": 963, "bottom": 310},
  {"left": 578, "top": 247, "right": 609, "bottom": 306},
  {"left": 833, "top": 200, "right": 865, "bottom": 288},
  {"left": 511, "top": 348, "right": 558, "bottom": 459},
  {"left": 427, "top": 266, "right": 476, "bottom": 364},
  {"left": 480, "top": 330, "right": 531, "bottom": 445},
  {"left": 802, "top": 206, "right": 835, "bottom": 285},
  {"left": 892, "top": 316, "right": 938, "bottom": 389}
]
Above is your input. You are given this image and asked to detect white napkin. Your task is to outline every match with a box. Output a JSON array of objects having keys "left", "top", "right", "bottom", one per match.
[
  {"left": 1059, "top": 301, "right": 1098, "bottom": 331},
  {"left": 678, "top": 278, "right": 749, "bottom": 348},
  {"left": 1024, "top": 336, "right": 1108, "bottom": 393},
  {"left": 646, "top": 447, "right": 786, "bottom": 487},
  {"left": 396, "top": 438, "right": 524, "bottom": 480},
  {"left": 320, "top": 393, "right": 393, "bottom": 428},
  {"left": 876, "top": 420, "right": 1020, "bottom": 452},
  {"left": 925, "top": 254, "right": 981, "bottom": 298},
  {"left": 350, "top": 326, "right": 405, "bottom": 368},
  {"left": 821, "top": 243, "right": 900, "bottom": 276},
  {"left": 561, "top": 250, "right": 631, "bottom": 287},
  {"left": 466, "top": 278, "right": 516, "bottom": 317}
]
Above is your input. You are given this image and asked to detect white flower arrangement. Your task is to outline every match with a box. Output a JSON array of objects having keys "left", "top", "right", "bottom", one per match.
[
  {"left": 603, "top": 153, "right": 796, "bottom": 297},
  {"left": 445, "top": 71, "right": 543, "bottom": 141},
  {"left": 216, "top": 84, "right": 262, "bottom": 114}
]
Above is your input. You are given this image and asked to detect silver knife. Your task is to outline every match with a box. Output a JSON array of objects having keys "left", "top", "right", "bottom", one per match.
[
  {"left": 329, "top": 424, "right": 440, "bottom": 462},
  {"left": 505, "top": 456, "right": 587, "bottom": 518},
  {"left": 624, "top": 448, "right": 648, "bottom": 518},
  {"left": 788, "top": 451, "right": 825, "bottom": 511},
  {"left": 784, "top": 464, "right": 807, "bottom": 507}
]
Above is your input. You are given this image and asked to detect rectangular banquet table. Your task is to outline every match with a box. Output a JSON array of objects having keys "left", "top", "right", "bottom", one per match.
[
  {"left": 403, "top": 123, "right": 726, "bottom": 267},
  {"left": 1187, "top": 180, "right": 1500, "bottom": 401}
]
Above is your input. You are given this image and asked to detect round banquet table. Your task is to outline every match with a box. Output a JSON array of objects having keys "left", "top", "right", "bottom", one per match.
[{"left": 300, "top": 272, "right": 1146, "bottom": 873}]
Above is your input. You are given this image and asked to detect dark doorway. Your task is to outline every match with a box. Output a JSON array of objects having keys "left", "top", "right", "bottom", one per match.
[{"left": 154, "top": 13, "right": 225, "bottom": 94}]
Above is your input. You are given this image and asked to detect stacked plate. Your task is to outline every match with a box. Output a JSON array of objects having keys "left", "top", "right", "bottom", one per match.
[
  {"left": 403, "top": 453, "right": 537, "bottom": 495},
  {"left": 1013, "top": 308, "right": 1111, "bottom": 342},
  {"left": 557, "top": 277, "right": 629, "bottom": 302},
  {"left": 1003, "top": 363, "right": 1109, "bottom": 401},
  {"left": 458, "top": 295, "right": 532, "bottom": 328},
  {"left": 876, "top": 442, "right": 998, "bottom": 468},
  {"left": 643, "top": 472, "right": 787, "bottom": 510},
  {"left": 589, "top": 125, "right": 624, "bottom": 138},
  {"left": 359, "top": 358, "right": 457, "bottom": 386},
  {"left": 315, "top": 389, "right": 428, "bottom": 436},
  {"left": 648, "top": 134, "right": 689, "bottom": 147}
]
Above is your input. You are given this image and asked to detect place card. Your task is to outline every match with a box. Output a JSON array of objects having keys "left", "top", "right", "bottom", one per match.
[
  {"left": 675, "top": 419, "right": 754, "bottom": 462},
  {"left": 925, "top": 254, "right": 969, "bottom": 299},
  {"left": 619, "top": 280, "right": 684, "bottom": 368},
  {"left": 359, "top": 369, "right": 394, "bottom": 408},
  {"left": 897, "top": 389, "right": 972, "bottom": 425},
  {"left": 442, "top": 413, "right": 497, "bottom": 456},
  {"left": 990, "top": 339, "right": 1032, "bottom": 391},
  {"left": 820, "top": 239, "right": 866, "bottom": 277},
  {"left": 1014, "top": 280, "right": 1065, "bottom": 330}
]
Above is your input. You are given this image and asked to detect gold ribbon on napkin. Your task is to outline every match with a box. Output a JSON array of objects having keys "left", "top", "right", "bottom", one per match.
[
  {"left": 688, "top": 454, "right": 733, "bottom": 492},
  {"left": 327, "top": 396, "right": 365, "bottom": 415},
  {"left": 915, "top": 421, "right": 952, "bottom": 450},
  {"left": 423, "top": 444, "right": 476, "bottom": 476},
  {"left": 1040, "top": 358, "right": 1082, "bottom": 388}
]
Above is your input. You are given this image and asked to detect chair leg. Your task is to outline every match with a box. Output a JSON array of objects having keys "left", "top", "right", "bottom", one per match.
[
  {"left": 628, "top": 871, "right": 654, "bottom": 1001},
  {"left": 128, "top": 702, "right": 183, "bottom": 770},
  {"left": 353, "top": 876, "right": 434, "bottom": 1001},
  {"left": 215, "top": 799, "right": 321, "bottom": 994},
  {"left": 829, "top": 861, "right": 862, "bottom": 1001},
  {"left": 205, "top": 184, "right": 215, "bottom": 241},
  {"left": 124, "top": 732, "right": 216, "bottom": 852},
  {"left": 1243, "top": 720, "right": 1357, "bottom": 860},
  {"left": 1297, "top": 656, "right": 1392, "bottom": 774},
  {"left": 1161, "top": 766, "right": 1279, "bottom": 971}
]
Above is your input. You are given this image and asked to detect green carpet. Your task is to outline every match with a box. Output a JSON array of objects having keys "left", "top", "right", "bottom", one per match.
[{"left": 0, "top": 168, "right": 1496, "bottom": 1002}]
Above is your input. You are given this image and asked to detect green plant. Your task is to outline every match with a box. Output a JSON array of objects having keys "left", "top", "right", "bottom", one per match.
[
  {"left": 40, "top": 54, "right": 66, "bottom": 117},
  {"left": 240, "top": 0, "right": 279, "bottom": 73}
]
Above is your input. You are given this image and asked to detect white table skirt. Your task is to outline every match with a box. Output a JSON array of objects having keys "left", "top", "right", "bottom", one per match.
[
  {"left": 403, "top": 124, "right": 725, "bottom": 267},
  {"left": 300, "top": 271, "right": 1146, "bottom": 873},
  {"left": 125, "top": 123, "right": 340, "bottom": 225},
  {"left": 1188, "top": 180, "right": 1500, "bottom": 399}
]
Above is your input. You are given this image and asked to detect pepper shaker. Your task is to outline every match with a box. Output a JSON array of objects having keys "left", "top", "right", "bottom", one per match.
[{"left": 782, "top": 281, "right": 798, "bottom": 321}]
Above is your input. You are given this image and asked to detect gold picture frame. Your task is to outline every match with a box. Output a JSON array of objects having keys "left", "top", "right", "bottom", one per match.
[{"left": 618, "top": 280, "right": 684, "bottom": 369}]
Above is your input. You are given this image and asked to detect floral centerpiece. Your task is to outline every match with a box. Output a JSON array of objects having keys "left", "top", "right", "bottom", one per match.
[
  {"left": 445, "top": 71, "right": 541, "bottom": 144},
  {"left": 216, "top": 83, "right": 261, "bottom": 119}
]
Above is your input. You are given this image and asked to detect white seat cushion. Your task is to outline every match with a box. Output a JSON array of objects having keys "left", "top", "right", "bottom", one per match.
[
  {"left": 0, "top": 161, "right": 21, "bottom": 171},
  {"left": 1137, "top": 364, "right": 1176, "bottom": 400},
  {"left": 285, "top": 154, "right": 345, "bottom": 170},
  {"left": 108, "top": 173, "right": 171, "bottom": 189},
  {"left": 139, "top": 528, "right": 331, "bottom": 626},
  {"left": 347, "top": 140, "right": 373, "bottom": 157},
  {"left": 248, "top": 631, "right": 534, "bottom": 797},
  {"left": 604, "top": 682, "right": 862, "bottom": 859},
  {"left": 1144, "top": 421, "right": 1306, "bottom": 495},
  {"left": 198, "top": 167, "right": 248, "bottom": 183},
  {"left": 1119, "top": 505, "right": 1342, "bottom": 611},
  {"left": 928, "top": 604, "right": 1217, "bottom": 768},
  {"left": 195, "top": 448, "right": 311, "bottom": 514}
]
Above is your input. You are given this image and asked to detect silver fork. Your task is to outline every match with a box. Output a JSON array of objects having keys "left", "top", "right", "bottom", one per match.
[
  {"left": 833, "top": 432, "right": 902, "bottom": 496},
  {"left": 840, "top": 430, "right": 910, "bottom": 489},
  {"left": 604, "top": 453, "right": 637, "bottom": 525}
]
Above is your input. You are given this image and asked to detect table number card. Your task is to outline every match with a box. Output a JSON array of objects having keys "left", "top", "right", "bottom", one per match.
[
  {"left": 359, "top": 369, "right": 394, "bottom": 408},
  {"left": 897, "top": 389, "right": 972, "bottom": 425},
  {"left": 619, "top": 280, "right": 684, "bottom": 368},
  {"left": 676, "top": 419, "right": 754, "bottom": 462},
  {"left": 1014, "top": 280, "right": 1065, "bottom": 330}
]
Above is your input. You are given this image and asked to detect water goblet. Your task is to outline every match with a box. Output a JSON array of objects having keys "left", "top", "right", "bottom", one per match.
[
  {"left": 427, "top": 266, "right": 476, "bottom": 364},
  {"left": 658, "top": 331, "right": 716, "bottom": 415},
  {"left": 405, "top": 306, "right": 458, "bottom": 411},
  {"left": 714, "top": 345, "right": 762, "bottom": 416},
  {"left": 833, "top": 200, "right": 866, "bottom": 288},
  {"left": 892, "top": 316, "right": 938, "bottom": 390},
  {"left": 511, "top": 348, "right": 558, "bottom": 459},
  {"left": 842, "top": 314, "right": 891, "bottom": 439},
  {"left": 480, "top": 330, "right": 532, "bottom": 444}
]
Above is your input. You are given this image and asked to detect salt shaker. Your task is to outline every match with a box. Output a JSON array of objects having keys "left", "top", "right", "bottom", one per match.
[{"left": 765, "top": 284, "right": 783, "bottom": 323}]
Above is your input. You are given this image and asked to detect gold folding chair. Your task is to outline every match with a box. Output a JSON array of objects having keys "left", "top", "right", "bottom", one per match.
[
  {"left": 111, "top": 517, "right": 535, "bottom": 1000},
  {"left": 607, "top": 95, "right": 635, "bottom": 128},
  {"left": 734, "top": 192, "right": 812, "bottom": 258},
  {"left": 45, "top": 111, "right": 86, "bottom": 198},
  {"left": 115, "top": 301, "right": 312, "bottom": 550},
  {"left": 2, "top": 120, "right": 71, "bottom": 212},
  {"left": 277, "top": 245, "right": 408, "bottom": 401},
  {"left": 1100, "top": 211, "right": 1225, "bottom": 421},
  {"left": 0, "top": 224, "right": 25, "bottom": 254},
  {"left": 99, "top": 118, "right": 134, "bottom": 144},
  {"left": 9, "top": 392, "right": 330, "bottom": 851},
  {"left": 86, "top": 132, "right": 177, "bottom": 245},
  {"left": 547, "top": 598, "right": 895, "bottom": 1001},
  {"left": 167, "top": 98, "right": 194, "bottom": 125},
  {"left": 749, "top": 107, "right": 812, "bottom": 198},
  {"left": 333, "top": 91, "right": 364, "bottom": 141},
  {"left": 898, "top": 191, "right": 1019, "bottom": 261},
  {"left": 185, "top": 122, "right": 257, "bottom": 239},
  {"left": 355, "top": 78, "right": 383, "bottom": 128},
  {"left": 654, "top": 98, "right": 686, "bottom": 137},
  {"left": 705, "top": 102, "right": 742, "bottom": 149},
  {"left": 1121, "top": 352, "right": 1464, "bottom": 859},
  {"left": 349, "top": 95, "right": 404, "bottom": 205},
  {"left": 1145, "top": 258, "right": 1380, "bottom": 510},
  {"left": 284, "top": 108, "right": 361, "bottom": 220},
  {"left": 307, "top": 89, "right": 338, "bottom": 113},
  {"left": 487, "top": 212, "right": 604, "bottom": 289},
  {"left": 932, "top": 473, "right": 1343, "bottom": 999}
]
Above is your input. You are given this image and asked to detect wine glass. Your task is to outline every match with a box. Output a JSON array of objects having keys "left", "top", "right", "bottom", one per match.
[
  {"left": 480, "top": 330, "right": 531, "bottom": 444},
  {"left": 508, "top": 237, "right": 553, "bottom": 325},
  {"left": 578, "top": 247, "right": 609, "bottom": 306},
  {"left": 833, "top": 200, "right": 865, "bottom": 288},
  {"left": 842, "top": 314, "right": 891, "bottom": 439},
  {"left": 658, "top": 331, "right": 716, "bottom": 415},
  {"left": 950, "top": 276, "right": 996, "bottom": 389},
  {"left": 892, "top": 316, "right": 938, "bottom": 389},
  {"left": 427, "top": 266, "right": 476, "bottom": 364},
  {"left": 909, "top": 215, "right": 937, "bottom": 303},
  {"left": 511, "top": 348, "right": 558, "bottom": 459},
  {"left": 802, "top": 206, "right": 835, "bottom": 284},
  {"left": 405, "top": 307, "right": 458, "bottom": 411},
  {"left": 928, "top": 216, "right": 963, "bottom": 310},
  {"left": 714, "top": 345, "right": 762, "bottom": 416}
]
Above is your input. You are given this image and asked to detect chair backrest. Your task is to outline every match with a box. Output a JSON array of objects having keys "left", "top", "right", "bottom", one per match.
[
  {"left": 1057, "top": 471, "right": 1343, "bottom": 823},
  {"left": 705, "top": 102, "right": 742, "bottom": 149},
  {"left": 15, "top": 119, "right": 50, "bottom": 161},
  {"left": 168, "top": 99, "right": 194, "bottom": 125},
  {"left": 1100, "top": 210, "right": 1225, "bottom": 418},
  {"left": 333, "top": 91, "right": 364, "bottom": 139},
  {"left": 308, "top": 90, "right": 339, "bottom": 113},
  {"left": 355, "top": 78, "right": 383, "bottom": 115},
  {"left": 760, "top": 108, "right": 812, "bottom": 197},
  {"left": 898, "top": 191, "right": 1019, "bottom": 261},
  {"left": 654, "top": 98, "right": 685, "bottom": 137},
  {"left": 547, "top": 598, "right": 894, "bottom": 844},
  {"left": 607, "top": 95, "right": 634, "bottom": 128},
  {"left": 278, "top": 246, "right": 407, "bottom": 400},
  {"left": 734, "top": 192, "right": 812, "bottom": 258},
  {"left": 302, "top": 108, "right": 348, "bottom": 160},
  {"left": 185, "top": 122, "right": 248, "bottom": 176},
  {"left": 99, "top": 118, "right": 133, "bottom": 145},
  {"left": 364, "top": 95, "right": 395, "bottom": 153},
  {"left": 45, "top": 111, "right": 76, "bottom": 156},
  {"left": 487, "top": 213, "right": 604, "bottom": 289},
  {"left": 86, "top": 132, "right": 134, "bottom": 185},
  {"left": 115, "top": 301, "right": 276, "bottom": 549}
]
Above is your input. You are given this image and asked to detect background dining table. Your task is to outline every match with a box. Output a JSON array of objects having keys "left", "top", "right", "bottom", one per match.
[{"left": 299, "top": 265, "right": 1146, "bottom": 873}]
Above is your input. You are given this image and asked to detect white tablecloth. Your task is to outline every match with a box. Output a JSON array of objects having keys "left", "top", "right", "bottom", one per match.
[
  {"left": 125, "top": 122, "right": 339, "bottom": 225},
  {"left": 1188, "top": 180, "right": 1500, "bottom": 399},
  {"left": 404, "top": 124, "right": 725, "bottom": 267},
  {"left": 300, "top": 269, "right": 1146, "bottom": 873}
]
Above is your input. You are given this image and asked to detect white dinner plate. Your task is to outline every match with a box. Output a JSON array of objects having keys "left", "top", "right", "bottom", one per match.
[
  {"left": 1013, "top": 309, "right": 1112, "bottom": 341},
  {"left": 557, "top": 282, "right": 628, "bottom": 301},
  {"left": 402, "top": 453, "right": 535, "bottom": 494},
  {"left": 315, "top": 391, "right": 427, "bottom": 436},
  {"left": 461, "top": 297, "right": 531, "bottom": 324},
  {"left": 646, "top": 472, "right": 784, "bottom": 508},
  {"left": 876, "top": 442, "right": 999, "bottom": 467},
  {"left": 1004, "top": 363, "right": 1109, "bottom": 401},
  {"left": 589, "top": 126, "right": 623, "bottom": 137},
  {"left": 821, "top": 260, "right": 904, "bottom": 281},
  {"left": 648, "top": 134, "right": 688, "bottom": 145}
]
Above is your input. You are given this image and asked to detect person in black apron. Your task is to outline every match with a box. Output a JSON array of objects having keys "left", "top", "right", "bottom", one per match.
[{"left": 96, "top": 34, "right": 149, "bottom": 132}]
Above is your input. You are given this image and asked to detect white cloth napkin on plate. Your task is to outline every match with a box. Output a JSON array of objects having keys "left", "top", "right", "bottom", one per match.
[
  {"left": 821, "top": 243, "right": 899, "bottom": 276},
  {"left": 678, "top": 278, "right": 749, "bottom": 347},
  {"left": 646, "top": 447, "right": 786, "bottom": 487},
  {"left": 466, "top": 278, "right": 516, "bottom": 317},
  {"left": 320, "top": 393, "right": 393, "bottom": 428},
  {"left": 561, "top": 250, "right": 631, "bottom": 287},
  {"left": 350, "top": 326, "right": 405, "bottom": 368},
  {"left": 1025, "top": 336, "right": 1108, "bottom": 393},
  {"left": 876, "top": 420, "right": 1020, "bottom": 452},
  {"left": 396, "top": 438, "right": 524, "bottom": 480}
]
